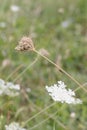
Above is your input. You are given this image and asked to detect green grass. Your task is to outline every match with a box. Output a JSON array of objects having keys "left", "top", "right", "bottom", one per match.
[{"left": 0, "top": 0, "right": 87, "bottom": 130}]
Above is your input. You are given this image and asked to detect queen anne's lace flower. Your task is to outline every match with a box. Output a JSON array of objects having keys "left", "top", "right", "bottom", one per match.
[
  {"left": 10, "top": 5, "right": 20, "bottom": 12},
  {"left": 0, "top": 79, "right": 20, "bottom": 97},
  {"left": 70, "top": 112, "right": 76, "bottom": 118},
  {"left": 5, "top": 122, "right": 26, "bottom": 130},
  {"left": 0, "top": 22, "right": 6, "bottom": 28},
  {"left": 46, "top": 81, "right": 82, "bottom": 104}
]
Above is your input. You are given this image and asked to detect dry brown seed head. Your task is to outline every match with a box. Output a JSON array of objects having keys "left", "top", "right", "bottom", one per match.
[{"left": 15, "top": 36, "right": 35, "bottom": 51}]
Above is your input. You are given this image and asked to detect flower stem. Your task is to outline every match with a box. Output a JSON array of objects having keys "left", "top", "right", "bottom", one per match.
[
  {"left": 13, "top": 54, "right": 39, "bottom": 83},
  {"left": 33, "top": 49, "right": 87, "bottom": 92},
  {"left": 22, "top": 102, "right": 56, "bottom": 127}
]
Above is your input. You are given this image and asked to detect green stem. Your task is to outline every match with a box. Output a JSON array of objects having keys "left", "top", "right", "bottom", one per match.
[
  {"left": 13, "top": 54, "right": 39, "bottom": 83},
  {"left": 22, "top": 102, "right": 56, "bottom": 127}
]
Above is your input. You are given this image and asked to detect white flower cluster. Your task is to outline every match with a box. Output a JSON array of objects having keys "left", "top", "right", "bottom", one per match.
[
  {"left": 0, "top": 79, "right": 20, "bottom": 97},
  {"left": 10, "top": 5, "right": 20, "bottom": 12},
  {"left": 46, "top": 81, "right": 82, "bottom": 104},
  {"left": 5, "top": 122, "right": 26, "bottom": 130},
  {"left": 0, "top": 22, "right": 6, "bottom": 28}
]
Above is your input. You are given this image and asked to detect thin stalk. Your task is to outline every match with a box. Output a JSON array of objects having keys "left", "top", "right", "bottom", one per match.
[
  {"left": 33, "top": 49, "right": 87, "bottom": 92},
  {"left": 6, "top": 64, "right": 23, "bottom": 81},
  {"left": 28, "top": 111, "right": 58, "bottom": 130},
  {"left": 22, "top": 102, "right": 56, "bottom": 127},
  {"left": 74, "top": 82, "right": 87, "bottom": 92},
  {"left": 13, "top": 54, "right": 39, "bottom": 83}
]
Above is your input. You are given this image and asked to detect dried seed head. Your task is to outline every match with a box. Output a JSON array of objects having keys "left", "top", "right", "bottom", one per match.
[
  {"left": 39, "top": 48, "right": 50, "bottom": 57},
  {"left": 15, "top": 36, "right": 35, "bottom": 51}
]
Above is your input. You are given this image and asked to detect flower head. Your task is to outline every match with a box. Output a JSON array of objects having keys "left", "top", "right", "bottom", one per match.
[
  {"left": 61, "top": 19, "right": 72, "bottom": 28},
  {"left": 15, "top": 36, "right": 35, "bottom": 51},
  {"left": 10, "top": 5, "right": 20, "bottom": 12},
  {"left": 5, "top": 122, "right": 26, "bottom": 130},
  {"left": 70, "top": 112, "right": 76, "bottom": 118},
  {"left": 0, "top": 22, "right": 6, "bottom": 28},
  {"left": 0, "top": 79, "right": 20, "bottom": 97},
  {"left": 46, "top": 81, "right": 82, "bottom": 104}
]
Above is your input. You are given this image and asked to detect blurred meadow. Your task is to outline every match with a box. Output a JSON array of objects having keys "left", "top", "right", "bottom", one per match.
[{"left": 0, "top": 0, "right": 87, "bottom": 130}]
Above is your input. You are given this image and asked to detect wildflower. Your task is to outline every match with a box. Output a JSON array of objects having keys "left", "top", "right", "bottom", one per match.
[
  {"left": 61, "top": 19, "right": 72, "bottom": 28},
  {"left": 5, "top": 122, "right": 26, "bottom": 130},
  {"left": 0, "top": 79, "right": 20, "bottom": 97},
  {"left": 0, "top": 22, "right": 6, "bottom": 28},
  {"left": 10, "top": 5, "right": 20, "bottom": 12},
  {"left": 70, "top": 112, "right": 76, "bottom": 118},
  {"left": 15, "top": 36, "right": 35, "bottom": 51},
  {"left": 25, "top": 88, "right": 31, "bottom": 93},
  {"left": 46, "top": 81, "right": 82, "bottom": 104},
  {"left": 58, "top": 8, "right": 64, "bottom": 14},
  {"left": 2, "top": 59, "right": 12, "bottom": 68}
]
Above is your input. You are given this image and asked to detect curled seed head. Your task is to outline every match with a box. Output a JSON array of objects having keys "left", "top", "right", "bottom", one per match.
[{"left": 15, "top": 36, "right": 35, "bottom": 51}]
